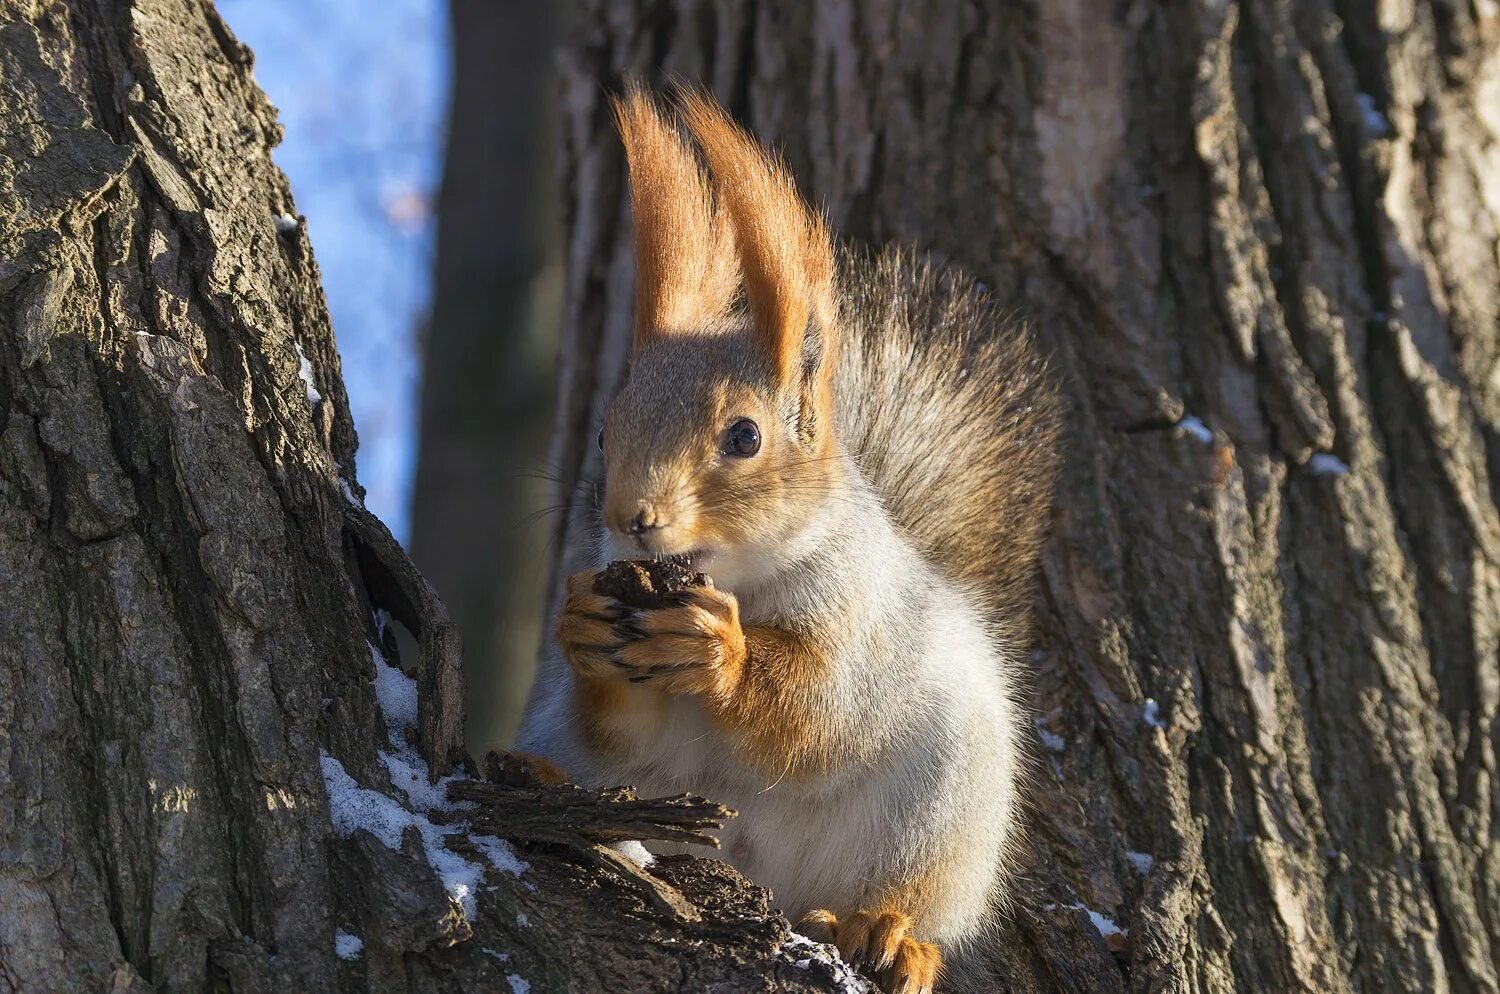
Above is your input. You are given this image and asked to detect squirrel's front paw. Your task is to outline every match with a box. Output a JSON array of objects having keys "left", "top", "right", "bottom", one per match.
[
  {"left": 612, "top": 584, "right": 746, "bottom": 697},
  {"left": 555, "top": 568, "right": 620, "bottom": 674},
  {"left": 557, "top": 571, "right": 745, "bottom": 697}
]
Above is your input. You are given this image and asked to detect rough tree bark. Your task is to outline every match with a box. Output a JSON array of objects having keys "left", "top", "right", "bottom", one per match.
[
  {"left": 548, "top": 2, "right": 1500, "bottom": 992},
  {"left": 0, "top": 2, "right": 857, "bottom": 992}
]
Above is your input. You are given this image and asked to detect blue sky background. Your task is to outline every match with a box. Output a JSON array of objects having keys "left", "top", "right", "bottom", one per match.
[{"left": 220, "top": 0, "right": 451, "bottom": 541}]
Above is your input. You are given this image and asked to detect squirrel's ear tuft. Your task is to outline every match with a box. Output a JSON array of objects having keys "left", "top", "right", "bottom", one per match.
[
  {"left": 677, "top": 89, "right": 837, "bottom": 410},
  {"left": 612, "top": 84, "right": 738, "bottom": 349}
]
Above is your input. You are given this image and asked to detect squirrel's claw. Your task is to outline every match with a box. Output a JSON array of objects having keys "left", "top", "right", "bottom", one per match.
[
  {"left": 610, "top": 602, "right": 745, "bottom": 696},
  {"left": 557, "top": 572, "right": 638, "bottom": 680},
  {"left": 559, "top": 578, "right": 746, "bottom": 697}
]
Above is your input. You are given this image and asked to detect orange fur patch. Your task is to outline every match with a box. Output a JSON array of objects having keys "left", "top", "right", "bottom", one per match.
[
  {"left": 881, "top": 936, "right": 942, "bottom": 994},
  {"left": 612, "top": 86, "right": 738, "bottom": 346},
  {"left": 501, "top": 751, "right": 570, "bottom": 786},
  {"left": 703, "top": 623, "right": 836, "bottom": 779},
  {"left": 677, "top": 90, "right": 837, "bottom": 392},
  {"left": 572, "top": 676, "right": 667, "bottom": 757}
]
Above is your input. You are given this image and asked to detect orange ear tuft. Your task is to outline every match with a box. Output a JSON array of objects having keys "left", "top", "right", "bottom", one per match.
[
  {"left": 611, "top": 86, "right": 738, "bottom": 348},
  {"left": 677, "top": 90, "right": 836, "bottom": 389}
]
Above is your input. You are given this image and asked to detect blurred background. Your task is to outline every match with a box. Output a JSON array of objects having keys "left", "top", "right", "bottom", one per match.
[{"left": 220, "top": 0, "right": 563, "bottom": 752}]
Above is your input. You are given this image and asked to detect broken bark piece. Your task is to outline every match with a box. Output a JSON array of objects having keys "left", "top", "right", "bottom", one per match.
[
  {"left": 448, "top": 752, "right": 735, "bottom": 849},
  {"left": 593, "top": 559, "right": 708, "bottom": 608}
]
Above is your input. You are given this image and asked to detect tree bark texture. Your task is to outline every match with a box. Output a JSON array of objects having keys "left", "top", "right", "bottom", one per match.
[
  {"left": 0, "top": 3, "right": 855, "bottom": 992},
  {"left": 549, "top": 2, "right": 1500, "bottom": 992}
]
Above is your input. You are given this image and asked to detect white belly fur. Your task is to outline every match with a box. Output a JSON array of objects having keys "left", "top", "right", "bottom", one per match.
[
  {"left": 516, "top": 500, "right": 1023, "bottom": 946},
  {"left": 520, "top": 617, "right": 1019, "bottom": 947}
]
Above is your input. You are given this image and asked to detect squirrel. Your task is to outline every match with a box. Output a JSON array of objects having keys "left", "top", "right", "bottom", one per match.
[{"left": 516, "top": 87, "right": 1061, "bottom": 994}]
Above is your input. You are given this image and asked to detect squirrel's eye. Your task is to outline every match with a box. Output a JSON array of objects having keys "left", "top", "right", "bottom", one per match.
[
  {"left": 596, "top": 426, "right": 605, "bottom": 453},
  {"left": 722, "top": 418, "right": 761, "bottom": 458}
]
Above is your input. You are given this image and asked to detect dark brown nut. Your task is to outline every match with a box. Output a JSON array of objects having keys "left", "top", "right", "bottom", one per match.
[{"left": 593, "top": 560, "right": 708, "bottom": 609}]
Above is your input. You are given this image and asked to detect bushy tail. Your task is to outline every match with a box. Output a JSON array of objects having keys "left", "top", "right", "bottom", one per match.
[{"left": 834, "top": 248, "right": 1062, "bottom": 624}]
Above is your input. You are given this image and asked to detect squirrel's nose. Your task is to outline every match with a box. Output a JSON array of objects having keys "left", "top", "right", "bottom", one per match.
[{"left": 625, "top": 503, "right": 665, "bottom": 536}]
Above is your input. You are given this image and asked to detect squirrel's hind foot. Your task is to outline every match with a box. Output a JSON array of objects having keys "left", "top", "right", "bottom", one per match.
[{"left": 801, "top": 908, "right": 941, "bottom": 994}]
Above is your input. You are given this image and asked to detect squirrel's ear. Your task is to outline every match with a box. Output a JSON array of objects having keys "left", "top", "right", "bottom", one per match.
[
  {"left": 612, "top": 85, "right": 738, "bottom": 350},
  {"left": 678, "top": 90, "right": 837, "bottom": 416}
]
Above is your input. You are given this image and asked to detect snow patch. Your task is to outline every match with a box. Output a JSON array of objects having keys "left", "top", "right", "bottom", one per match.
[
  {"left": 295, "top": 341, "right": 322, "bottom": 405},
  {"left": 274, "top": 212, "right": 299, "bottom": 234},
  {"left": 369, "top": 640, "right": 472, "bottom": 817},
  {"left": 611, "top": 840, "right": 655, "bottom": 867},
  {"left": 1086, "top": 907, "right": 1127, "bottom": 941},
  {"left": 371, "top": 642, "right": 417, "bottom": 738},
  {"left": 1143, "top": 698, "right": 1165, "bottom": 729},
  {"left": 1175, "top": 416, "right": 1213, "bottom": 445},
  {"left": 319, "top": 751, "right": 484, "bottom": 919},
  {"left": 506, "top": 975, "right": 532, "bottom": 994},
  {"left": 481, "top": 948, "right": 510, "bottom": 963},
  {"left": 1308, "top": 453, "right": 1349, "bottom": 476},
  {"left": 334, "top": 929, "right": 364, "bottom": 960},
  {"left": 782, "top": 932, "right": 874, "bottom": 992},
  {"left": 1048, "top": 902, "right": 1129, "bottom": 946},
  {"left": 471, "top": 834, "right": 529, "bottom": 876},
  {"left": 1126, "top": 851, "right": 1154, "bottom": 876},
  {"left": 379, "top": 748, "right": 471, "bottom": 813},
  {"left": 515, "top": 913, "right": 530, "bottom": 927},
  {"left": 339, "top": 477, "right": 364, "bottom": 507},
  {"left": 318, "top": 629, "right": 532, "bottom": 926},
  {"left": 320, "top": 751, "right": 419, "bottom": 850}
]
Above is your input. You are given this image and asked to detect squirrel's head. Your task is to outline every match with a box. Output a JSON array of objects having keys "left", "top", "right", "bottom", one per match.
[{"left": 597, "top": 88, "right": 840, "bottom": 590}]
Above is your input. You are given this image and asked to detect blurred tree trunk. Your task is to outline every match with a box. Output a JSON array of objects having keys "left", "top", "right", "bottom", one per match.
[
  {"left": 408, "top": 0, "right": 563, "bottom": 755},
  {"left": 550, "top": 1, "right": 1500, "bottom": 991},
  {"left": 0, "top": 2, "right": 855, "bottom": 991}
]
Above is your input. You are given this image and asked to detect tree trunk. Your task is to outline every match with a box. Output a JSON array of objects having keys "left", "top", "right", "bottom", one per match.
[
  {"left": 0, "top": 3, "right": 854, "bottom": 991},
  {"left": 408, "top": 0, "right": 563, "bottom": 756},
  {"left": 550, "top": 2, "right": 1500, "bottom": 992}
]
